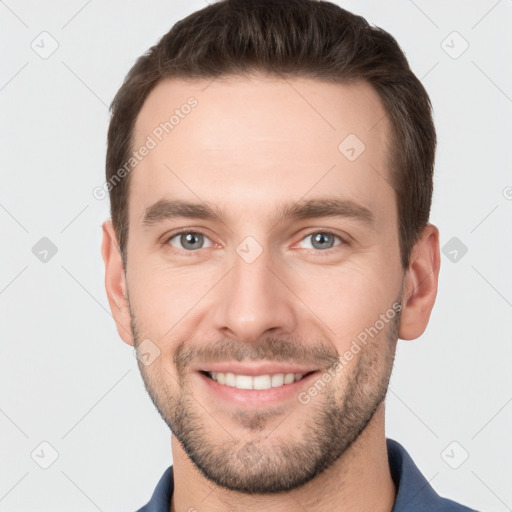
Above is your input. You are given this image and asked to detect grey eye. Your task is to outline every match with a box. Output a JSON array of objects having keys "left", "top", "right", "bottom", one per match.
[
  {"left": 301, "top": 232, "right": 342, "bottom": 251},
  {"left": 168, "top": 232, "right": 212, "bottom": 251}
]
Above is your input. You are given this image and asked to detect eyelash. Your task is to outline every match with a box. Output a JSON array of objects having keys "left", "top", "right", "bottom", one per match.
[{"left": 163, "top": 229, "right": 348, "bottom": 256}]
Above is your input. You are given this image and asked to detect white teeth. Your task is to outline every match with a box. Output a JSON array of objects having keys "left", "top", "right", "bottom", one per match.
[
  {"left": 271, "top": 373, "right": 284, "bottom": 387},
  {"left": 209, "top": 371, "right": 305, "bottom": 389},
  {"left": 253, "top": 374, "right": 272, "bottom": 390},
  {"left": 284, "top": 373, "right": 295, "bottom": 384},
  {"left": 235, "top": 375, "right": 253, "bottom": 390}
]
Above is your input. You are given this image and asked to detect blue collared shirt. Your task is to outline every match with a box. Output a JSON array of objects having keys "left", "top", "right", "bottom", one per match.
[{"left": 136, "top": 438, "right": 479, "bottom": 511}]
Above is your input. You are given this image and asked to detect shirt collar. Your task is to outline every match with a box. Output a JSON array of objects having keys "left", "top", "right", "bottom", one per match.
[{"left": 387, "top": 437, "right": 445, "bottom": 511}]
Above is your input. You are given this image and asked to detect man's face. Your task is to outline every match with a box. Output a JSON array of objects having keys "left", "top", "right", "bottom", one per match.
[{"left": 123, "top": 75, "right": 405, "bottom": 493}]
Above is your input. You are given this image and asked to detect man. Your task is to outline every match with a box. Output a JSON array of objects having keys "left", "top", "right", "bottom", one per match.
[{"left": 101, "top": 0, "right": 478, "bottom": 510}]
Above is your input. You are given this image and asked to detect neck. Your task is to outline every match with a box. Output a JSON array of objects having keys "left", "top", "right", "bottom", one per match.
[{"left": 170, "top": 404, "right": 396, "bottom": 512}]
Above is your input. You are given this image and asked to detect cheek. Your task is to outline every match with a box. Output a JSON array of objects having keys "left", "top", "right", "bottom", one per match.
[
  {"left": 127, "top": 261, "right": 217, "bottom": 337},
  {"left": 291, "top": 259, "right": 396, "bottom": 343}
]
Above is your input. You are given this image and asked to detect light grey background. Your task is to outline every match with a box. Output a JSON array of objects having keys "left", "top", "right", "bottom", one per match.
[{"left": 1, "top": 1, "right": 511, "bottom": 510}]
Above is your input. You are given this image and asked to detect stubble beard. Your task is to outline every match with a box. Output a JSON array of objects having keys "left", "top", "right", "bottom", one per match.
[{"left": 130, "top": 297, "right": 401, "bottom": 494}]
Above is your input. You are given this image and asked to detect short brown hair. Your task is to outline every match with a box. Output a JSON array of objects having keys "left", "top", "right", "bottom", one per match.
[{"left": 106, "top": 0, "right": 436, "bottom": 269}]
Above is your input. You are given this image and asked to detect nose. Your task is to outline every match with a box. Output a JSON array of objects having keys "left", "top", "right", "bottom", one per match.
[{"left": 212, "top": 245, "right": 299, "bottom": 343}]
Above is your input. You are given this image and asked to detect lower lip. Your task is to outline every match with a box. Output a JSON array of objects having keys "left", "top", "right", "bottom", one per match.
[{"left": 196, "top": 371, "right": 320, "bottom": 407}]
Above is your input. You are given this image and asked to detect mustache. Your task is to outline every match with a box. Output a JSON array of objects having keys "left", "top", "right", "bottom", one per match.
[{"left": 174, "top": 336, "right": 340, "bottom": 376}]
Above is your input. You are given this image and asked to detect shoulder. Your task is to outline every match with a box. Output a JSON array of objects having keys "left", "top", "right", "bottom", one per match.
[
  {"left": 386, "top": 438, "right": 480, "bottom": 512},
  {"left": 134, "top": 465, "right": 174, "bottom": 512}
]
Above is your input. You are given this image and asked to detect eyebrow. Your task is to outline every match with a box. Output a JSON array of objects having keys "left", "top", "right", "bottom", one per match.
[{"left": 141, "top": 197, "right": 375, "bottom": 229}]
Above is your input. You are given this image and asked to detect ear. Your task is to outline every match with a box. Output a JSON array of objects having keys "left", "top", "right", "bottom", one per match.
[
  {"left": 398, "top": 223, "right": 441, "bottom": 340},
  {"left": 101, "top": 219, "right": 134, "bottom": 346}
]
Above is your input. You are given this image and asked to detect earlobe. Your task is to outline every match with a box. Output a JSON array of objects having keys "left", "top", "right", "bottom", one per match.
[
  {"left": 398, "top": 224, "right": 441, "bottom": 341},
  {"left": 101, "top": 219, "right": 134, "bottom": 346}
]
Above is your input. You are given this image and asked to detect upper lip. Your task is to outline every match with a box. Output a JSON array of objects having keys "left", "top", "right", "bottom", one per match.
[{"left": 194, "top": 362, "right": 319, "bottom": 376}]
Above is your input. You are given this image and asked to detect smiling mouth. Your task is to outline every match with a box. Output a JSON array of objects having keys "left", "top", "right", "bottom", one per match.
[{"left": 199, "top": 370, "right": 317, "bottom": 390}]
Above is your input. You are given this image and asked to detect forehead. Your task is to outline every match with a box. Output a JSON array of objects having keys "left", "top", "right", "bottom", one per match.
[{"left": 129, "top": 75, "right": 394, "bottom": 228}]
